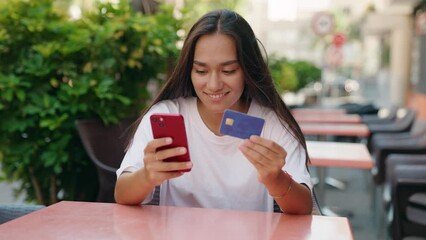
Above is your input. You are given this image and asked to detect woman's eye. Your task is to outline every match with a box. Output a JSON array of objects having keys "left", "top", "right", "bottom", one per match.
[
  {"left": 223, "top": 70, "right": 236, "bottom": 75},
  {"left": 195, "top": 70, "right": 207, "bottom": 74}
]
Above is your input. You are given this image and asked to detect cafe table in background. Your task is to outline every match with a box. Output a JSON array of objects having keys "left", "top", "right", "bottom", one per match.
[
  {"left": 291, "top": 108, "right": 347, "bottom": 116},
  {"left": 294, "top": 114, "right": 362, "bottom": 124},
  {"left": 307, "top": 141, "right": 373, "bottom": 217},
  {"left": 300, "top": 123, "right": 370, "bottom": 138}
]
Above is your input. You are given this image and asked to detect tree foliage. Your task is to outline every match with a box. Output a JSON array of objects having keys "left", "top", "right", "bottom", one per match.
[
  {"left": 0, "top": 0, "right": 181, "bottom": 205},
  {"left": 269, "top": 55, "right": 321, "bottom": 93}
]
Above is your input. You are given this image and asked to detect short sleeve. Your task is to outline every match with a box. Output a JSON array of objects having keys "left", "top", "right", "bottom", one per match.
[
  {"left": 116, "top": 101, "right": 178, "bottom": 178},
  {"left": 116, "top": 115, "right": 152, "bottom": 178}
]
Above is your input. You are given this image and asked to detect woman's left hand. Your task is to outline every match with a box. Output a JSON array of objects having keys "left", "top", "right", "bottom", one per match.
[{"left": 239, "top": 135, "right": 287, "bottom": 185}]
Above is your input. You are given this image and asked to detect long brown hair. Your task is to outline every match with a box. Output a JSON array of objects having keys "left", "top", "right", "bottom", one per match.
[{"left": 132, "top": 9, "right": 309, "bottom": 166}]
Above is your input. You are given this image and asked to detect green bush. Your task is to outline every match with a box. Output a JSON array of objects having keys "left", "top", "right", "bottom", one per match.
[
  {"left": 269, "top": 56, "right": 298, "bottom": 93},
  {"left": 290, "top": 60, "right": 321, "bottom": 90},
  {"left": 269, "top": 55, "right": 321, "bottom": 93},
  {"left": 0, "top": 0, "right": 181, "bottom": 205}
]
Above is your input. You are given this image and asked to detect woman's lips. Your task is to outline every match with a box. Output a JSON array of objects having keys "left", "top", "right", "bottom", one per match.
[{"left": 205, "top": 92, "right": 229, "bottom": 102}]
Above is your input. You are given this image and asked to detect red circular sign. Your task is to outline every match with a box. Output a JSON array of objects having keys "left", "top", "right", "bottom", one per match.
[{"left": 332, "top": 33, "right": 346, "bottom": 47}]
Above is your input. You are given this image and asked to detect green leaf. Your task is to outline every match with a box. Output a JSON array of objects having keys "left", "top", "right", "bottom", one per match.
[{"left": 16, "top": 89, "right": 25, "bottom": 102}]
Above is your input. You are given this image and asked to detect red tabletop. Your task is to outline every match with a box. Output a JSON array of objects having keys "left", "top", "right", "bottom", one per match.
[
  {"left": 291, "top": 108, "right": 346, "bottom": 116},
  {"left": 0, "top": 201, "right": 354, "bottom": 240},
  {"left": 294, "top": 114, "right": 362, "bottom": 124},
  {"left": 300, "top": 123, "right": 370, "bottom": 137},
  {"left": 307, "top": 141, "right": 373, "bottom": 169}
]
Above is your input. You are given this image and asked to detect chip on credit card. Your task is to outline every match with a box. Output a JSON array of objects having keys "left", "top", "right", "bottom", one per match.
[{"left": 219, "top": 109, "right": 265, "bottom": 139}]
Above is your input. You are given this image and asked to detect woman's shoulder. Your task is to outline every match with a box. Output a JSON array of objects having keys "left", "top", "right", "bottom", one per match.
[{"left": 150, "top": 97, "right": 196, "bottom": 114}]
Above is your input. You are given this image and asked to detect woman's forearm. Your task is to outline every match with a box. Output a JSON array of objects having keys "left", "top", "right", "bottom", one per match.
[
  {"left": 266, "top": 170, "right": 313, "bottom": 214},
  {"left": 114, "top": 170, "right": 156, "bottom": 205}
]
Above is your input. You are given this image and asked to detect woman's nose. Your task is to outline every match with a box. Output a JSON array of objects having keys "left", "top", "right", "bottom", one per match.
[{"left": 206, "top": 72, "right": 223, "bottom": 90}]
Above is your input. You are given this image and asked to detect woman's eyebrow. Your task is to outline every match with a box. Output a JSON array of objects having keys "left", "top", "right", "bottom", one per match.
[
  {"left": 193, "top": 60, "right": 238, "bottom": 66},
  {"left": 193, "top": 60, "right": 206, "bottom": 66},
  {"left": 221, "top": 60, "right": 239, "bottom": 66}
]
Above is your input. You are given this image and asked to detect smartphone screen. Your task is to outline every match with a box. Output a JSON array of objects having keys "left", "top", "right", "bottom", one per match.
[{"left": 150, "top": 114, "right": 191, "bottom": 171}]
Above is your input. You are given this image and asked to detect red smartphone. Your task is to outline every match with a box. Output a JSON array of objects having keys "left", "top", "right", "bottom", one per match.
[{"left": 150, "top": 113, "right": 191, "bottom": 171}]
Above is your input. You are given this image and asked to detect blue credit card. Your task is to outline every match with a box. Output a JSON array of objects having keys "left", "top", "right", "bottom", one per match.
[{"left": 219, "top": 109, "right": 265, "bottom": 139}]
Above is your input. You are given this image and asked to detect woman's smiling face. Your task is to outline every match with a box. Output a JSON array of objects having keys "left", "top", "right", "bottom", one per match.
[{"left": 191, "top": 33, "right": 246, "bottom": 115}]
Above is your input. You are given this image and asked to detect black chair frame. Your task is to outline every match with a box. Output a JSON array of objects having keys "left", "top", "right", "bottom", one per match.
[{"left": 75, "top": 118, "right": 135, "bottom": 202}]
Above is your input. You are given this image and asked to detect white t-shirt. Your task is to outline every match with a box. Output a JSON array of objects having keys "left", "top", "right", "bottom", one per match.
[{"left": 117, "top": 97, "right": 312, "bottom": 212}]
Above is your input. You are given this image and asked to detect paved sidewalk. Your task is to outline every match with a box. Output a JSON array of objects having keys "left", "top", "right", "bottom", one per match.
[
  {"left": 0, "top": 181, "right": 25, "bottom": 204},
  {"left": 314, "top": 167, "right": 379, "bottom": 240}
]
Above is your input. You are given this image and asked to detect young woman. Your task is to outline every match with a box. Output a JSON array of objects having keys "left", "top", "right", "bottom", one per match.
[{"left": 115, "top": 9, "right": 313, "bottom": 214}]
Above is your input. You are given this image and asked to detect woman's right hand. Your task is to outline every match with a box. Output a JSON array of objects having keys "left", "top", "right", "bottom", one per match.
[
  {"left": 141, "top": 137, "right": 192, "bottom": 186},
  {"left": 115, "top": 137, "right": 191, "bottom": 205}
]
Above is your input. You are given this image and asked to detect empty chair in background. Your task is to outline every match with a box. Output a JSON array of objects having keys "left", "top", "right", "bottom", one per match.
[
  {"left": 75, "top": 118, "right": 135, "bottom": 203},
  {"left": 361, "top": 105, "right": 398, "bottom": 124},
  {"left": 372, "top": 133, "right": 426, "bottom": 187},
  {"left": 369, "top": 132, "right": 426, "bottom": 227},
  {"left": 0, "top": 204, "right": 45, "bottom": 224},
  {"left": 372, "top": 120, "right": 426, "bottom": 141},
  {"left": 339, "top": 102, "right": 379, "bottom": 115},
  {"left": 391, "top": 164, "right": 426, "bottom": 240},
  {"left": 366, "top": 108, "right": 417, "bottom": 151},
  {"left": 367, "top": 108, "right": 416, "bottom": 134},
  {"left": 367, "top": 108, "right": 416, "bottom": 132},
  {"left": 380, "top": 154, "right": 426, "bottom": 238},
  {"left": 384, "top": 154, "right": 426, "bottom": 213},
  {"left": 369, "top": 120, "right": 426, "bottom": 153}
]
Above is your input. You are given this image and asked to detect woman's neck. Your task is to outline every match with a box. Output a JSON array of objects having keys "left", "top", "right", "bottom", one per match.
[{"left": 196, "top": 98, "right": 250, "bottom": 136}]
